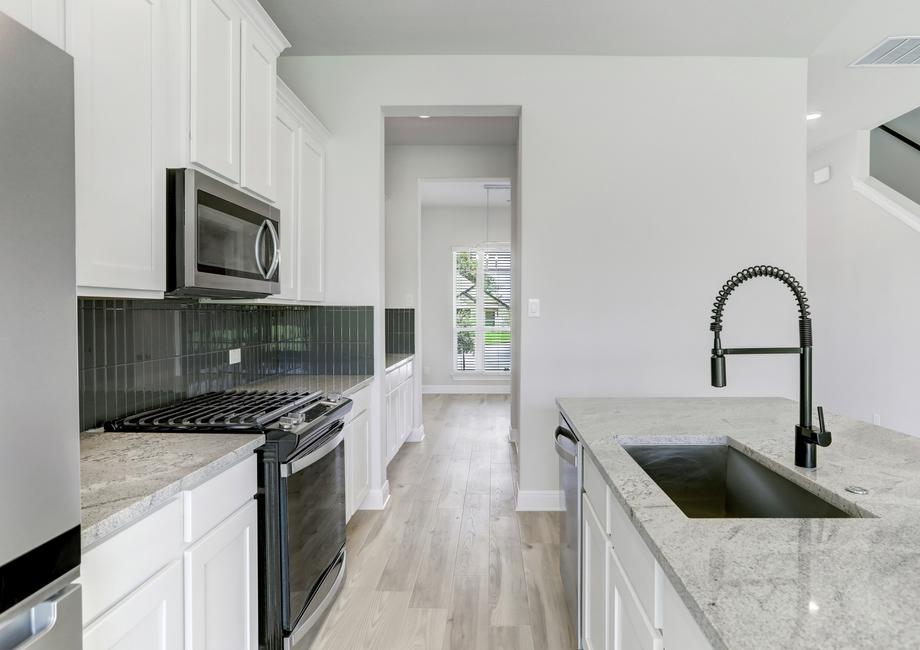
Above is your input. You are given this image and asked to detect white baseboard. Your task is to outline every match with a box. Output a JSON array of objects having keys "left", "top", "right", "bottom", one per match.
[
  {"left": 516, "top": 489, "right": 564, "bottom": 512},
  {"left": 408, "top": 424, "right": 425, "bottom": 442},
  {"left": 360, "top": 480, "right": 391, "bottom": 510},
  {"left": 423, "top": 384, "right": 511, "bottom": 395}
]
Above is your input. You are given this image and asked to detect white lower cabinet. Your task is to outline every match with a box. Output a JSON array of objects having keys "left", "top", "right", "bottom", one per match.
[
  {"left": 83, "top": 560, "right": 183, "bottom": 650},
  {"left": 385, "top": 359, "right": 416, "bottom": 464},
  {"left": 580, "top": 453, "right": 711, "bottom": 650},
  {"left": 582, "top": 495, "right": 607, "bottom": 650},
  {"left": 345, "top": 407, "right": 371, "bottom": 521},
  {"left": 185, "top": 499, "right": 258, "bottom": 650},
  {"left": 81, "top": 456, "right": 258, "bottom": 649}
]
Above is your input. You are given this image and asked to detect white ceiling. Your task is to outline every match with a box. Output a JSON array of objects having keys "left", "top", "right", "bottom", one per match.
[
  {"left": 386, "top": 116, "right": 519, "bottom": 146},
  {"left": 420, "top": 180, "right": 512, "bottom": 209},
  {"left": 808, "top": 0, "right": 920, "bottom": 151},
  {"left": 261, "top": 0, "right": 854, "bottom": 56}
]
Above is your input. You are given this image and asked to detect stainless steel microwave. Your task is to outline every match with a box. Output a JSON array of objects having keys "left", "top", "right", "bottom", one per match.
[{"left": 167, "top": 168, "right": 280, "bottom": 298}]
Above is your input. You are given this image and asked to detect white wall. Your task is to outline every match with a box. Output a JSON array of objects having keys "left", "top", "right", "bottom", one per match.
[
  {"left": 421, "top": 204, "right": 512, "bottom": 389},
  {"left": 809, "top": 133, "right": 920, "bottom": 436},
  {"left": 385, "top": 144, "right": 517, "bottom": 307},
  {"left": 279, "top": 55, "right": 807, "bottom": 497},
  {"left": 870, "top": 128, "right": 920, "bottom": 207}
]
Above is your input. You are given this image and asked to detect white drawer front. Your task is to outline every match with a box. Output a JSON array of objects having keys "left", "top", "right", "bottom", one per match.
[
  {"left": 346, "top": 383, "right": 372, "bottom": 422},
  {"left": 608, "top": 487, "right": 658, "bottom": 622},
  {"left": 81, "top": 498, "right": 184, "bottom": 625},
  {"left": 184, "top": 455, "right": 257, "bottom": 543},
  {"left": 583, "top": 453, "right": 607, "bottom": 530}
]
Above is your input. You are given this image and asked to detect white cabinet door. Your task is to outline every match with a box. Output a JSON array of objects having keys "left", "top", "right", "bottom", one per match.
[
  {"left": 273, "top": 102, "right": 299, "bottom": 300},
  {"left": 385, "top": 389, "right": 398, "bottom": 463},
  {"left": 73, "top": 0, "right": 167, "bottom": 294},
  {"left": 582, "top": 494, "right": 608, "bottom": 650},
  {"left": 345, "top": 408, "right": 370, "bottom": 520},
  {"left": 84, "top": 560, "right": 183, "bottom": 650},
  {"left": 239, "top": 19, "right": 275, "bottom": 200},
  {"left": 189, "top": 0, "right": 240, "bottom": 183},
  {"left": 185, "top": 499, "right": 258, "bottom": 650},
  {"left": 297, "top": 127, "right": 325, "bottom": 301},
  {"left": 608, "top": 546, "right": 663, "bottom": 650}
]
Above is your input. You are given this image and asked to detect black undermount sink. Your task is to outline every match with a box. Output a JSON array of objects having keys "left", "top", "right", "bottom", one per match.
[{"left": 623, "top": 444, "right": 853, "bottom": 518}]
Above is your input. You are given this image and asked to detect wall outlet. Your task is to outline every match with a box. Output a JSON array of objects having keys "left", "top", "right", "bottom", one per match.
[
  {"left": 229, "top": 348, "right": 241, "bottom": 365},
  {"left": 813, "top": 166, "right": 831, "bottom": 185},
  {"left": 527, "top": 298, "right": 541, "bottom": 317},
  {"left": 873, "top": 413, "right": 881, "bottom": 426}
]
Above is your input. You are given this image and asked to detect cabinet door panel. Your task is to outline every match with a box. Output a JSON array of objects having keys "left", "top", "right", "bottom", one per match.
[
  {"left": 345, "top": 409, "right": 370, "bottom": 519},
  {"left": 84, "top": 560, "right": 183, "bottom": 650},
  {"left": 273, "top": 105, "right": 299, "bottom": 300},
  {"left": 185, "top": 499, "right": 258, "bottom": 650},
  {"left": 608, "top": 546, "right": 662, "bottom": 650},
  {"left": 190, "top": 0, "right": 240, "bottom": 182},
  {"left": 297, "top": 130, "right": 324, "bottom": 301},
  {"left": 73, "top": 0, "right": 166, "bottom": 292},
  {"left": 582, "top": 494, "right": 607, "bottom": 650},
  {"left": 240, "top": 21, "right": 275, "bottom": 200}
]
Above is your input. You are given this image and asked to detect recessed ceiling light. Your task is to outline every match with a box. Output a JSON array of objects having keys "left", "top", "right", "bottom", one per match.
[
  {"left": 806, "top": 112, "right": 823, "bottom": 121},
  {"left": 418, "top": 115, "right": 431, "bottom": 119}
]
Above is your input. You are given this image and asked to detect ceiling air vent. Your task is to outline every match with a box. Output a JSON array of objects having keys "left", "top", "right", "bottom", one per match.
[{"left": 852, "top": 37, "right": 920, "bottom": 66}]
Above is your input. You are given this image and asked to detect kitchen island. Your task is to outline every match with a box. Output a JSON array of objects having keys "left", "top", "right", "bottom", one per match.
[{"left": 556, "top": 397, "right": 920, "bottom": 649}]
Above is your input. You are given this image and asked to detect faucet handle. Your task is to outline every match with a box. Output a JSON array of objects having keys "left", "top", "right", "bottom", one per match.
[{"left": 815, "top": 406, "right": 832, "bottom": 447}]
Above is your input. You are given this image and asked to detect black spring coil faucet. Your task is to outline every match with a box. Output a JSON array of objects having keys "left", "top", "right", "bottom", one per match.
[{"left": 709, "top": 265, "right": 831, "bottom": 469}]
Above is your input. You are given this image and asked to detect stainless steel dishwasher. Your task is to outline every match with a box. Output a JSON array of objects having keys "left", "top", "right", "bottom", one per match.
[{"left": 555, "top": 416, "right": 582, "bottom": 649}]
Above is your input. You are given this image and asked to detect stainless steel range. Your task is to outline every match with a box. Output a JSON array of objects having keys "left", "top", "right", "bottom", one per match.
[{"left": 106, "top": 388, "right": 352, "bottom": 649}]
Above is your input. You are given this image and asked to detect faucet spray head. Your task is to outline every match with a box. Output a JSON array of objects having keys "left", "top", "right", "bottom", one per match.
[
  {"left": 711, "top": 353, "right": 726, "bottom": 387},
  {"left": 711, "top": 333, "right": 726, "bottom": 387}
]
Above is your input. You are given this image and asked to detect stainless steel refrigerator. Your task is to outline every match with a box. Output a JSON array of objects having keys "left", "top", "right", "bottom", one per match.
[{"left": 0, "top": 13, "right": 83, "bottom": 650}]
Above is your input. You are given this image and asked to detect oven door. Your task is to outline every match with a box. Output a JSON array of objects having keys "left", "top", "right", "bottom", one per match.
[
  {"left": 169, "top": 168, "right": 280, "bottom": 297},
  {"left": 279, "top": 420, "right": 346, "bottom": 638}
]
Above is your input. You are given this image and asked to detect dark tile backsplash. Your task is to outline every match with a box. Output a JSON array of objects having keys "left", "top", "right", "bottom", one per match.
[
  {"left": 385, "top": 308, "right": 415, "bottom": 355},
  {"left": 78, "top": 299, "right": 374, "bottom": 431}
]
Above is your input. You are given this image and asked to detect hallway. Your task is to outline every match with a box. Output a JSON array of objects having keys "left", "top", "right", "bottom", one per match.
[{"left": 306, "top": 394, "right": 576, "bottom": 649}]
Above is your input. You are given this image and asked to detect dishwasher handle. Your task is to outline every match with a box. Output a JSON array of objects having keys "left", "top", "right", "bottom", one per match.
[{"left": 554, "top": 426, "right": 578, "bottom": 465}]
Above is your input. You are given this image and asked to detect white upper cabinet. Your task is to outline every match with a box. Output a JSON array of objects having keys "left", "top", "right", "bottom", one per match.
[
  {"left": 298, "top": 123, "right": 325, "bottom": 301},
  {"left": 189, "top": 0, "right": 241, "bottom": 183},
  {"left": 240, "top": 19, "right": 276, "bottom": 200},
  {"left": 273, "top": 96, "right": 299, "bottom": 301},
  {"left": 269, "top": 79, "right": 328, "bottom": 304},
  {"left": 73, "top": 0, "right": 168, "bottom": 296},
  {"left": 0, "top": 0, "right": 68, "bottom": 50},
  {"left": 178, "top": 0, "right": 288, "bottom": 197}
]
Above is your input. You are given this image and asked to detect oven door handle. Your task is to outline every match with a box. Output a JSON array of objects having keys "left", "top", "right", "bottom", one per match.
[
  {"left": 280, "top": 421, "right": 346, "bottom": 478},
  {"left": 254, "top": 219, "right": 269, "bottom": 279}
]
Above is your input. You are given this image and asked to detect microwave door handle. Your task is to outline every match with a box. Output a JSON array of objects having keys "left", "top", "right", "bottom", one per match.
[
  {"left": 265, "top": 220, "right": 280, "bottom": 280},
  {"left": 254, "top": 220, "right": 269, "bottom": 279}
]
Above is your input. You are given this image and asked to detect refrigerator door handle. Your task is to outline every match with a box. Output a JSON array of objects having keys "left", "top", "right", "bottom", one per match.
[{"left": 0, "top": 584, "right": 81, "bottom": 650}]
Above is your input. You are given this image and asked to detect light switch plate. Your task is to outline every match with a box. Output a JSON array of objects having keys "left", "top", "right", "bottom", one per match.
[
  {"left": 813, "top": 166, "right": 831, "bottom": 184},
  {"left": 229, "top": 348, "right": 241, "bottom": 365},
  {"left": 527, "top": 298, "right": 540, "bottom": 317}
]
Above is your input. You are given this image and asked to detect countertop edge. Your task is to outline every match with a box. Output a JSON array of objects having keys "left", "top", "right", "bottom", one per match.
[
  {"left": 343, "top": 376, "right": 374, "bottom": 395},
  {"left": 556, "top": 398, "right": 730, "bottom": 650},
  {"left": 385, "top": 353, "right": 415, "bottom": 373},
  {"left": 81, "top": 435, "right": 264, "bottom": 552}
]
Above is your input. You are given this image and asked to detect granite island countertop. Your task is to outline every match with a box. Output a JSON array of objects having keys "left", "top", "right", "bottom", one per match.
[
  {"left": 80, "top": 430, "right": 263, "bottom": 551},
  {"left": 555, "top": 397, "right": 920, "bottom": 650},
  {"left": 385, "top": 353, "right": 414, "bottom": 372}
]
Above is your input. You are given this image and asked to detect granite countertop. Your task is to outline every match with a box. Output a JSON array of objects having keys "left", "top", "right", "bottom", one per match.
[
  {"left": 555, "top": 397, "right": 920, "bottom": 650},
  {"left": 80, "top": 431, "right": 263, "bottom": 550},
  {"left": 242, "top": 373, "right": 374, "bottom": 396},
  {"left": 385, "top": 353, "right": 414, "bottom": 372}
]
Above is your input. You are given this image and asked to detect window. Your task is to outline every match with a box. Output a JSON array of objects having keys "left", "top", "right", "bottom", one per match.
[{"left": 453, "top": 247, "right": 511, "bottom": 374}]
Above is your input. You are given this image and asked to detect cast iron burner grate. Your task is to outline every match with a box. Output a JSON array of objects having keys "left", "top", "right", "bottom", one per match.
[{"left": 104, "top": 389, "right": 321, "bottom": 433}]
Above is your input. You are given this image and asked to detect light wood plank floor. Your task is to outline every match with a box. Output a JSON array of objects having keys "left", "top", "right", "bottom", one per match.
[{"left": 302, "top": 394, "right": 576, "bottom": 650}]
